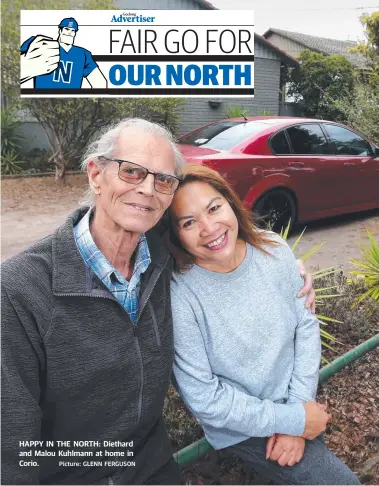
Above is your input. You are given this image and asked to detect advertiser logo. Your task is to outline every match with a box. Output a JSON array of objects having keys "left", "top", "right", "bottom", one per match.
[{"left": 111, "top": 12, "right": 156, "bottom": 23}]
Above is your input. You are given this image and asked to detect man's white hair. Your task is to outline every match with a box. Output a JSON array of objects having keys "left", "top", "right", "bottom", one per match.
[{"left": 80, "top": 117, "right": 185, "bottom": 207}]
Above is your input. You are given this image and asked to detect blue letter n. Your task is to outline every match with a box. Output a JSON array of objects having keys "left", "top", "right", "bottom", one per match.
[{"left": 53, "top": 61, "right": 73, "bottom": 84}]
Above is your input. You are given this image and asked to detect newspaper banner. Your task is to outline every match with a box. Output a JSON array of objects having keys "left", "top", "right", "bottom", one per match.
[{"left": 20, "top": 10, "right": 254, "bottom": 97}]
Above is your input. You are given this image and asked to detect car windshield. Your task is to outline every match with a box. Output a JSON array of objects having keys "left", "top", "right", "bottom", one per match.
[{"left": 178, "top": 121, "right": 269, "bottom": 151}]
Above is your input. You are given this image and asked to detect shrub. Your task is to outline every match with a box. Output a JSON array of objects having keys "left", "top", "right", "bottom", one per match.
[
  {"left": 350, "top": 230, "right": 379, "bottom": 309},
  {"left": 308, "top": 271, "right": 378, "bottom": 348},
  {"left": 1, "top": 108, "right": 24, "bottom": 158},
  {"left": 1, "top": 150, "right": 23, "bottom": 175},
  {"left": 224, "top": 105, "right": 249, "bottom": 119},
  {"left": 1, "top": 108, "right": 25, "bottom": 175},
  {"left": 335, "top": 83, "right": 379, "bottom": 145}
]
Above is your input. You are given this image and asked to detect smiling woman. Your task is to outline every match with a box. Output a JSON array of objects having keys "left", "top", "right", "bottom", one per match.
[{"left": 167, "top": 164, "right": 360, "bottom": 485}]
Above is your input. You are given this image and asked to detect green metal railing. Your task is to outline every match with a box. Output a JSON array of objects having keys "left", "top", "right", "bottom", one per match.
[{"left": 173, "top": 333, "right": 379, "bottom": 466}]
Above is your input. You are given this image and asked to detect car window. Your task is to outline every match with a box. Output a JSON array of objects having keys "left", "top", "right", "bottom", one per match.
[
  {"left": 270, "top": 130, "right": 291, "bottom": 155},
  {"left": 178, "top": 121, "right": 270, "bottom": 151},
  {"left": 323, "top": 124, "right": 372, "bottom": 156},
  {"left": 286, "top": 124, "right": 329, "bottom": 155}
]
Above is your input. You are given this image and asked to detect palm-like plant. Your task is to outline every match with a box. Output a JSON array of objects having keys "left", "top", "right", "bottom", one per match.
[
  {"left": 1, "top": 150, "right": 23, "bottom": 175},
  {"left": 350, "top": 230, "right": 379, "bottom": 309},
  {"left": 1, "top": 108, "right": 24, "bottom": 156},
  {"left": 1, "top": 108, "right": 24, "bottom": 175},
  {"left": 280, "top": 222, "right": 342, "bottom": 361},
  {"left": 224, "top": 105, "right": 249, "bottom": 119}
]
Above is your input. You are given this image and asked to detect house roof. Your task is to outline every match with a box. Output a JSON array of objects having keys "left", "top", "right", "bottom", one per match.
[
  {"left": 191, "top": 0, "right": 217, "bottom": 9},
  {"left": 263, "top": 28, "right": 367, "bottom": 69},
  {"left": 255, "top": 34, "right": 299, "bottom": 66}
]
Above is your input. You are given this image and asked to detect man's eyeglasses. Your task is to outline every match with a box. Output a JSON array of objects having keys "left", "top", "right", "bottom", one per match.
[{"left": 98, "top": 156, "right": 182, "bottom": 195}]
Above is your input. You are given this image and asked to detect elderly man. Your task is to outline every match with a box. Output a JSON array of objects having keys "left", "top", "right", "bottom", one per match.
[{"left": 2, "top": 118, "right": 316, "bottom": 485}]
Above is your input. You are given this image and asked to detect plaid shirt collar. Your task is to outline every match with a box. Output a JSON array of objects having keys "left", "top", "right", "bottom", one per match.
[{"left": 73, "top": 208, "right": 151, "bottom": 292}]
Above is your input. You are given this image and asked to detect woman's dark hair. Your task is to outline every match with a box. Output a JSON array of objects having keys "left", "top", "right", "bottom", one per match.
[{"left": 166, "top": 164, "right": 279, "bottom": 272}]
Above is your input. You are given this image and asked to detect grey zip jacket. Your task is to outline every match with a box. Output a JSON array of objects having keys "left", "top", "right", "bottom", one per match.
[{"left": 1, "top": 208, "right": 175, "bottom": 485}]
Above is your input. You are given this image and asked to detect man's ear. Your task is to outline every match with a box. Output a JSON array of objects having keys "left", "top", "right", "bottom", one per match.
[{"left": 87, "top": 160, "right": 102, "bottom": 194}]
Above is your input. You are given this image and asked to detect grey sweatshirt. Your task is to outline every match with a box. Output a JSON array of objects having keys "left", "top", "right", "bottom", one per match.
[{"left": 171, "top": 233, "right": 321, "bottom": 450}]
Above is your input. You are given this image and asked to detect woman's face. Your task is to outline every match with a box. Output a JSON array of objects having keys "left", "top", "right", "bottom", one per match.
[{"left": 171, "top": 181, "right": 241, "bottom": 271}]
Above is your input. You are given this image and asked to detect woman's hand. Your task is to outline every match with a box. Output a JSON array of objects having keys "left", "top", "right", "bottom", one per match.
[
  {"left": 302, "top": 402, "right": 332, "bottom": 440},
  {"left": 296, "top": 259, "right": 316, "bottom": 314},
  {"left": 266, "top": 434, "right": 305, "bottom": 466}
]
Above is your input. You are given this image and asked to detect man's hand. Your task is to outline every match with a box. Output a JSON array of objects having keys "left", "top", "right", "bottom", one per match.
[
  {"left": 20, "top": 36, "right": 60, "bottom": 84},
  {"left": 266, "top": 434, "right": 305, "bottom": 466},
  {"left": 296, "top": 259, "right": 316, "bottom": 314},
  {"left": 302, "top": 402, "right": 332, "bottom": 440}
]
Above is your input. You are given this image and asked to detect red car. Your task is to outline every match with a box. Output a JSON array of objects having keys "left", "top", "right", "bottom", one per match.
[{"left": 178, "top": 117, "right": 379, "bottom": 232}]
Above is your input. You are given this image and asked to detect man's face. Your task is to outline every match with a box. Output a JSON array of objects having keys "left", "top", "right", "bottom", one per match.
[
  {"left": 58, "top": 27, "right": 76, "bottom": 45},
  {"left": 90, "top": 128, "right": 177, "bottom": 234}
]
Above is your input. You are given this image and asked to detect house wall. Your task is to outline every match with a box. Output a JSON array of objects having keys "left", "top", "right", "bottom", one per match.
[
  {"left": 265, "top": 33, "right": 303, "bottom": 59},
  {"left": 17, "top": 122, "right": 52, "bottom": 153}
]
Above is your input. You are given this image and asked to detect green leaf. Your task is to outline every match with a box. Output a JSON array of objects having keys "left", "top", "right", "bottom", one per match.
[
  {"left": 319, "top": 339, "right": 338, "bottom": 352},
  {"left": 316, "top": 315, "right": 343, "bottom": 323},
  {"left": 315, "top": 286, "right": 338, "bottom": 293},
  {"left": 300, "top": 241, "right": 326, "bottom": 262},
  {"left": 312, "top": 267, "right": 341, "bottom": 277},
  {"left": 316, "top": 294, "right": 344, "bottom": 299},
  {"left": 291, "top": 226, "right": 306, "bottom": 254}
]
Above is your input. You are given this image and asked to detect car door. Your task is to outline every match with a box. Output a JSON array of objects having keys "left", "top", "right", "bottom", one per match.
[
  {"left": 322, "top": 123, "right": 379, "bottom": 206},
  {"left": 275, "top": 123, "right": 350, "bottom": 216}
]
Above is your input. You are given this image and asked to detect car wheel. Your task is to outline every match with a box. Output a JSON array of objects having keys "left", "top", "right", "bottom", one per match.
[{"left": 254, "top": 189, "right": 296, "bottom": 234}]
